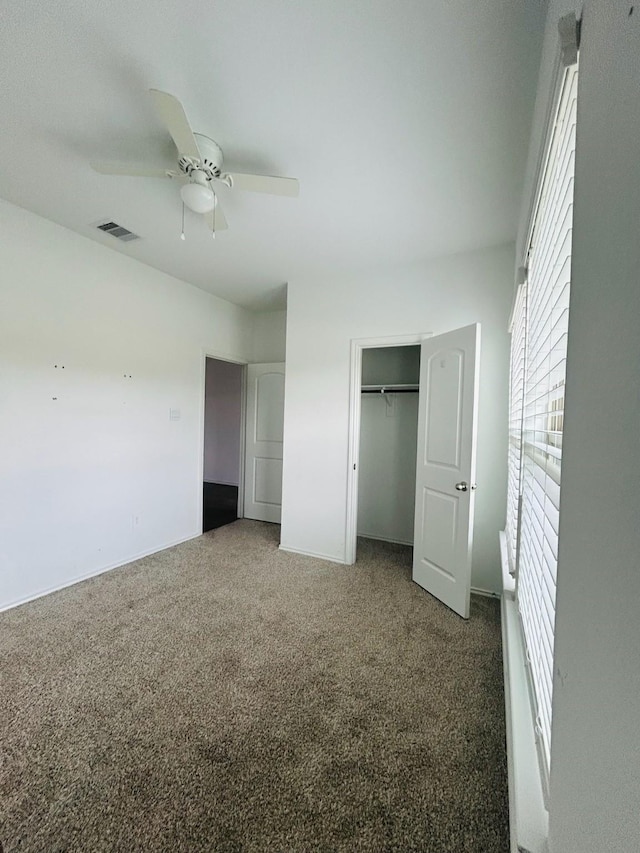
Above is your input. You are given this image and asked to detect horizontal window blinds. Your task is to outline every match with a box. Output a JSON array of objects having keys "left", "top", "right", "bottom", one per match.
[
  {"left": 515, "top": 61, "right": 578, "bottom": 773},
  {"left": 506, "top": 284, "right": 527, "bottom": 575}
]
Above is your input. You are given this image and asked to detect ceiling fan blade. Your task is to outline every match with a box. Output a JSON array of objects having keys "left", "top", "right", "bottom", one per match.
[
  {"left": 204, "top": 203, "right": 228, "bottom": 232},
  {"left": 91, "top": 162, "right": 180, "bottom": 178},
  {"left": 227, "top": 172, "right": 299, "bottom": 197},
  {"left": 149, "top": 89, "right": 201, "bottom": 161}
]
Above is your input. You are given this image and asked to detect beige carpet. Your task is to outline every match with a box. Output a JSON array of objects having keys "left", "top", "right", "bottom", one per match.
[{"left": 0, "top": 521, "right": 508, "bottom": 852}]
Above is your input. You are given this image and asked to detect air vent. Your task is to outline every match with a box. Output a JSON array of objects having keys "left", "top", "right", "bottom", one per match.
[{"left": 96, "top": 221, "right": 139, "bottom": 242}]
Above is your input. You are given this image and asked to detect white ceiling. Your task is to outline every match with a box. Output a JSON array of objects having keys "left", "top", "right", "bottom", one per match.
[{"left": 0, "top": 0, "right": 545, "bottom": 310}]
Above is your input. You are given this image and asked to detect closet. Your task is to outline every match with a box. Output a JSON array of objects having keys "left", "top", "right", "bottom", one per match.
[{"left": 357, "top": 345, "right": 420, "bottom": 546}]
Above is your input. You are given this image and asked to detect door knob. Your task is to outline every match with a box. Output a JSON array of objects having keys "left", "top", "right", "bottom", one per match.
[{"left": 455, "top": 482, "right": 468, "bottom": 491}]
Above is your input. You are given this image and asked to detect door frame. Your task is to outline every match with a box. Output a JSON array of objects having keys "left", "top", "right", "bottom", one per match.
[
  {"left": 198, "top": 349, "right": 248, "bottom": 532},
  {"left": 345, "top": 332, "right": 432, "bottom": 565}
]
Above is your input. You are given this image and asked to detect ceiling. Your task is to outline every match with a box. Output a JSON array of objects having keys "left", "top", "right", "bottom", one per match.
[{"left": 0, "top": 0, "right": 545, "bottom": 310}]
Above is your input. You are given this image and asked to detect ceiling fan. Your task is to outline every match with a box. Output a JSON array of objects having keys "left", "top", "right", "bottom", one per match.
[{"left": 91, "top": 89, "right": 299, "bottom": 234}]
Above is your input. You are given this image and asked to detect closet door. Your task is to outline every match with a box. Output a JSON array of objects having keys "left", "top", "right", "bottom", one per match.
[
  {"left": 412, "top": 324, "right": 480, "bottom": 618},
  {"left": 244, "top": 363, "right": 285, "bottom": 523}
]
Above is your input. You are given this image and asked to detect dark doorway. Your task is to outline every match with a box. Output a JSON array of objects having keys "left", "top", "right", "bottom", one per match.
[
  {"left": 203, "top": 357, "right": 243, "bottom": 533},
  {"left": 203, "top": 482, "right": 239, "bottom": 532}
]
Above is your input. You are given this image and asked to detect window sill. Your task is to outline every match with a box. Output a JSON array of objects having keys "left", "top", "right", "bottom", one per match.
[{"left": 501, "top": 531, "right": 549, "bottom": 853}]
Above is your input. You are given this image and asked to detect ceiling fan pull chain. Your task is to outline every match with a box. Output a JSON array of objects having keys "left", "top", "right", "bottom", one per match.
[{"left": 180, "top": 202, "right": 186, "bottom": 241}]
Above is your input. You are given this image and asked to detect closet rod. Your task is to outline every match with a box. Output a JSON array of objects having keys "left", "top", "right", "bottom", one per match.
[{"left": 361, "top": 385, "right": 419, "bottom": 394}]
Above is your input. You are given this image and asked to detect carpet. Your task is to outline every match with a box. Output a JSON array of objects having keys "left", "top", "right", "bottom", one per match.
[{"left": 0, "top": 521, "right": 508, "bottom": 852}]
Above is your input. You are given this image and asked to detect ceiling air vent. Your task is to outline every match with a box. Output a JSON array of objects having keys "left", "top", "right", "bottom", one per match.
[{"left": 96, "top": 221, "right": 139, "bottom": 242}]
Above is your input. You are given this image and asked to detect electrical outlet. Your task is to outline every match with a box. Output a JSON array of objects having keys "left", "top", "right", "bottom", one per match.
[{"left": 132, "top": 513, "right": 142, "bottom": 530}]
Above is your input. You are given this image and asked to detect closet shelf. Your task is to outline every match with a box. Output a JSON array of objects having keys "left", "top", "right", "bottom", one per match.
[{"left": 361, "top": 384, "right": 419, "bottom": 394}]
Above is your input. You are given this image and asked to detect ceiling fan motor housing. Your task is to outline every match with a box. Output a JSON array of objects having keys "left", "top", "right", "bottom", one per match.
[{"left": 179, "top": 134, "right": 224, "bottom": 180}]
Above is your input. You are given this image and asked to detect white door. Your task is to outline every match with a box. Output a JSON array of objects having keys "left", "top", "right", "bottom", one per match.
[
  {"left": 244, "top": 363, "right": 285, "bottom": 523},
  {"left": 412, "top": 324, "right": 480, "bottom": 618}
]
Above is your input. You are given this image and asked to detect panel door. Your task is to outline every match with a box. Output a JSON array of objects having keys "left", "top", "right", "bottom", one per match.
[
  {"left": 244, "top": 363, "right": 285, "bottom": 523},
  {"left": 412, "top": 325, "right": 480, "bottom": 618}
]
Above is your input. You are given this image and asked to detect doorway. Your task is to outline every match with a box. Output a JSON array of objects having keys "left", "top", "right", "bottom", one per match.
[
  {"left": 346, "top": 327, "right": 481, "bottom": 619},
  {"left": 357, "top": 345, "right": 421, "bottom": 548},
  {"left": 346, "top": 334, "right": 428, "bottom": 565},
  {"left": 202, "top": 357, "right": 245, "bottom": 533},
  {"left": 243, "top": 362, "right": 286, "bottom": 524}
]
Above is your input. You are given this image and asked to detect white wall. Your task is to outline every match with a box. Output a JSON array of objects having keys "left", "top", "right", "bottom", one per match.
[
  {"left": 252, "top": 309, "right": 287, "bottom": 363},
  {"left": 0, "top": 199, "right": 253, "bottom": 610},
  {"left": 357, "top": 392, "right": 418, "bottom": 545},
  {"left": 361, "top": 345, "right": 420, "bottom": 387},
  {"left": 280, "top": 244, "right": 514, "bottom": 593},
  {"left": 541, "top": 3, "right": 640, "bottom": 850},
  {"left": 203, "top": 358, "right": 243, "bottom": 485}
]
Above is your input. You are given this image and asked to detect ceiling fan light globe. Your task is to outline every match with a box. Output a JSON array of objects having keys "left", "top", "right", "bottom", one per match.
[{"left": 180, "top": 182, "right": 216, "bottom": 214}]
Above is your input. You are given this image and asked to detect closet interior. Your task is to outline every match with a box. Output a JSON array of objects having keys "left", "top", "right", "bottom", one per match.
[{"left": 357, "top": 345, "right": 420, "bottom": 547}]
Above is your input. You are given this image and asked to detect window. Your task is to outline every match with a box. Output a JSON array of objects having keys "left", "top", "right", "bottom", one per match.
[
  {"left": 505, "top": 282, "right": 527, "bottom": 576},
  {"left": 507, "top": 60, "right": 579, "bottom": 778}
]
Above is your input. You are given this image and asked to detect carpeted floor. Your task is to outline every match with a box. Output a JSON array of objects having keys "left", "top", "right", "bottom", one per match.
[{"left": 0, "top": 521, "right": 508, "bottom": 852}]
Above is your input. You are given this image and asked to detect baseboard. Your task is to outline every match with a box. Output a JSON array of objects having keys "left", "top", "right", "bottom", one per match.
[
  {"left": 0, "top": 531, "right": 201, "bottom": 613},
  {"left": 278, "top": 544, "right": 347, "bottom": 565},
  {"left": 357, "top": 533, "right": 413, "bottom": 547},
  {"left": 470, "top": 586, "right": 500, "bottom": 599}
]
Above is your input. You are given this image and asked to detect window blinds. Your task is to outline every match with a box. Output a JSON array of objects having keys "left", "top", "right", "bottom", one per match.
[
  {"left": 505, "top": 283, "right": 527, "bottom": 575},
  {"left": 512, "top": 62, "right": 578, "bottom": 774}
]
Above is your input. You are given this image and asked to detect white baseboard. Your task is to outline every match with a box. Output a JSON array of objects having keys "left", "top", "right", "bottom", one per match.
[
  {"left": 470, "top": 585, "right": 500, "bottom": 599},
  {"left": 278, "top": 544, "right": 347, "bottom": 564},
  {"left": 0, "top": 531, "right": 201, "bottom": 613},
  {"left": 357, "top": 533, "right": 413, "bottom": 547}
]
